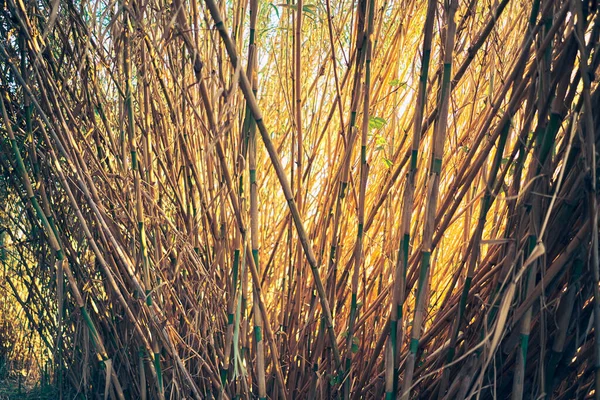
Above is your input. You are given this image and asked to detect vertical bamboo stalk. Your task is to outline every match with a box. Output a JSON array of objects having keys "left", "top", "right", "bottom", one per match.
[
  {"left": 304, "top": 1, "right": 367, "bottom": 387},
  {"left": 385, "top": 0, "right": 435, "bottom": 397},
  {"left": 344, "top": 0, "right": 374, "bottom": 397},
  {"left": 294, "top": 0, "right": 303, "bottom": 213},
  {"left": 324, "top": 0, "right": 367, "bottom": 321},
  {"left": 248, "top": 45, "right": 267, "bottom": 400},
  {"left": 438, "top": 2, "right": 547, "bottom": 394},
  {"left": 574, "top": 2, "right": 600, "bottom": 397},
  {"left": 124, "top": 10, "right": 164, "bottom": 398},
  {"left": 545, "top": 256, "right": 583, "bottom": 396},
  {"left": 202, "top": 0, "right": 344, "bottom": 375},
  {"left": 139, "top": 21, "right": 156, "bottom": 400},
  {"left": 511, "top": 236, "right": 536, "bottom": 400},
  {"left": 292, "top": 0, "right": 306, "bottom": 391},
  {"left": 401, "top": 1, "right": 457, "bottom": 398}
]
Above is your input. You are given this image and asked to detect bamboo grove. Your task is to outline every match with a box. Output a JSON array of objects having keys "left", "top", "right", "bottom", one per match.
[{"left": 0, "top": 0, "right": 599, "bottom": 397}]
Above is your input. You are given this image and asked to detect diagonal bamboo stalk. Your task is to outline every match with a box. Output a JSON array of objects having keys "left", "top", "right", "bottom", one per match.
[
  {"left": 0, "top": 93, "right": 126, "bottom": 400},
  {"left": 201, "top": 0, "right": 344, "bottom": 374}
]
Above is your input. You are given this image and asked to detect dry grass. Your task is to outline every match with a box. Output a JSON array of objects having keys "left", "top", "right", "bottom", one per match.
[{"left": 0, "top": 0, "right": 599, "bottom": 398}]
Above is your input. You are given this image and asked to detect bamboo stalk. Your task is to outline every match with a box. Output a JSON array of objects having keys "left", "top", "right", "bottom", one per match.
[
  {"left": 0, "top": 93, "right": 126, "bottom": 400},
  {"left": 344, "top": 0, "right": 374, "bottom": 396},
  {"left": 1, "top": 0, "right": 599, "bottom": 398},
  {"left": 573, "top": 3, "right": 600, "bottom": 398},
  {"left": 401, "top": 1, "right": 458, "bottom": 397},
  {"left": 202, "top": 0, "right": 344, "bottom": 374},
  {"left": 385, "top": 0, "right": 435, "bottom": 397}
]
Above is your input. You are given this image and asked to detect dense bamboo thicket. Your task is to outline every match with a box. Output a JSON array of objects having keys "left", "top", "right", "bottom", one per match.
[{"left": 0, "top": 0, "right": 599, "bottom": 397}]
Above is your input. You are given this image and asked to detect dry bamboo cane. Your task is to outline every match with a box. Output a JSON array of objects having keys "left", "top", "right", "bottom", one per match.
[
  {"left": 234, "top": 0, "right": 268, "bottom": 395},
  {"left": 143, "top": 17, "right": 168, "bottom": 395},
  {"left": 0, "top": 49, "right": 173, "bottom": 398},
  {"left": 363, "top": 0, "right": 512, "bottom": 235},
  {"left": 248, "top": 51, "right": 267, "bottom": 400},
  {"left": 0, "top": 95, "right": 126, "bottom": 400},
  {"left": 400, "top": 0, "right": 458, "bottom": 398},
  {"left": 352, "top": 2, "right": 518, "bottom": 392},
  {"left": 344, "top": 0, "right": 374, "bottom": 397},
  {"left": 202, "top": 0, "right": 344, "bottom": 376},
  {"left": 510, "top": 4, "right": 558, "bottom": 396},
  {"left": 325, "top": 0, "right": 345, "bottom": 128},
  {"left": 573, "top": 2, "right": 600, "bottom": 397},
  {"left": 504, "top": 85, "right": 539, "bottom": 400},
  {"left": 291, "top": 0, "right": 307, "bottom": 392},
  {"left": 297, "top": 4, "right": 367, "bottom": 391},
  {"left": 511, "top": 236, "right": 537, "bottom": 400},
  {"left": 325, "top": 0, "right": 367, "bottom": 307},
  {"left": 123, "top": 10, "right": 164, "bottom": 398},
  {"left": 545, "top": 255, "right": 583, "bottom": 395},
  {"left": 307, "top": 2, "right": 366, "bottom": 380},
  {"left": 294, "top": 0, "right": 303, "bottom": 246},
  {"left": 385, "top": 0, "right": 435, "bottom": 397},
  {"left": 430, "top": 3, "right": 570, "bottom": 387},
  {"left": 182, "top": 39, "right": 289, "bottom": 398}
]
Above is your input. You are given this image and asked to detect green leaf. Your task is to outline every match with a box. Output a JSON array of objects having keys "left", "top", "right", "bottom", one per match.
[
  {"left": 276, "top": 3, "right": 296, "bottom": 10},
  {"left": 389, "top": 79, "right": 407, "bottom": 87},
  {"left": 277, "top": 3, "right": 316, "bottom": 16},
  {"left": 351, "top": 342, "right": 359, "bottom": 354},
  {"left": 383, "top": 158, "right": 393, "bottom": 168},
  {"left": 329, "top": 374, "right": 340, "bottom": 386},
  {"left": 368, "top": 116, "right": 386, "bottom": 130},
  {"left": 302, "top": 4, "right": 317, "bottom": 15},
  {"left": 269, "top": 3, "right": 280, "bottom": 18}
]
